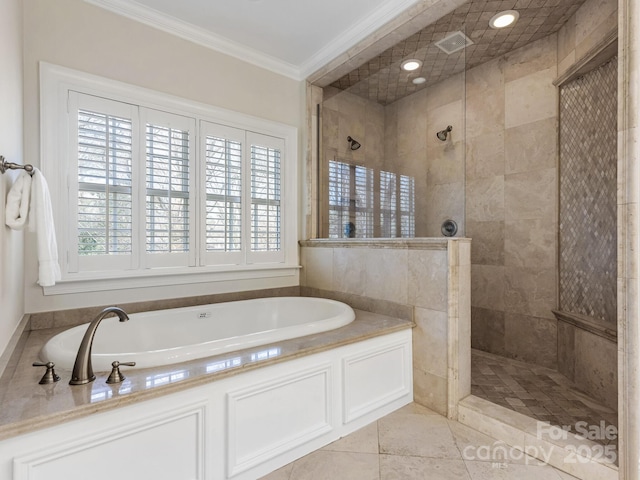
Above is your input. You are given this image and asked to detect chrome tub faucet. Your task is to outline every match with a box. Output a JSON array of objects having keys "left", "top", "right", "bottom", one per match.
[{"left": 69, "top": 306, "right": 129, "bottom": 385}]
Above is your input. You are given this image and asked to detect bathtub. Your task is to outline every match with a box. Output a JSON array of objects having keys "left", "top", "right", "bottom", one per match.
[{"left": 41, "top": 297, "right": 355, "bottom": 372}]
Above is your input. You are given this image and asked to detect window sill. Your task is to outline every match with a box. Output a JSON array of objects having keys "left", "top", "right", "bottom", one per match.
[{"left": 43, "top": 264, "right": 302, "bottom": 296}]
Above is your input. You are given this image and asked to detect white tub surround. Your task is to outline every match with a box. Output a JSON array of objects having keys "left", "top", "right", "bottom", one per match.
[
  {"left": 0, "top": 309, "right": 411, "bottom": 442},
  {"left": 0, "top": 315, "right": 412, "bottom": 480},
  {"left": 300, "top": 237, "right": 471, "bottom": 418},
  {"left": 42, "top": 297, "right": 355, "bottom": 371}
]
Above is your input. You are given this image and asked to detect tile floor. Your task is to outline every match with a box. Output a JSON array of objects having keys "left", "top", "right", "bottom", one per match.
[
  {"left": 471, "top": 349, "right": 618, "bottom": 449},
  {"left": 260, "top": 403, "right": 579, "bottom": 480}
]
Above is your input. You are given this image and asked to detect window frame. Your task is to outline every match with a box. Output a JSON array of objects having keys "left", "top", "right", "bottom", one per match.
[{"left": 40, "top": 62, "right": 299, "bottom": 295}]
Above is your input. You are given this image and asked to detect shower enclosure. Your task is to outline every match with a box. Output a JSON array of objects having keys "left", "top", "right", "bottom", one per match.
[
  {"left": 310, "top": 0, "right": 620, "bottom": 467},
  {"left": 317, "top": 29, "right": 467, "bottom": 240}
]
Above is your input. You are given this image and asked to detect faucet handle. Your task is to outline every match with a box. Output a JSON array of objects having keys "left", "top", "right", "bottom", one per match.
[
  {"left": 33, "top": 361, "right": 61, "bottom": 384},
  {"left": 106, "top": 361, "right": 136, "bottom": 384}
]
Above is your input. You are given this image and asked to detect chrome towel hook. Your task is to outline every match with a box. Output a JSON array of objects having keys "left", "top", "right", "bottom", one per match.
[{"left": 0, "top": 156, "right": 34, "bottom": 176}]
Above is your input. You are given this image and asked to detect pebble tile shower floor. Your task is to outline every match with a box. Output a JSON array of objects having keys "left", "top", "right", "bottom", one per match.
[{"left": 471, "top": 349, "right": 618, "bottom": 450}]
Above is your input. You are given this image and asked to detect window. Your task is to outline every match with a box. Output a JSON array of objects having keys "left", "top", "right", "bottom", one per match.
[
  {"left": 327, "top": 160, "right": 374, "bottom": 238},
  {"left": 41, "top": 63, "right": 297, "bottom": 292},
  {"left": 327, "top": 160, "right": 415, "bottom": 238}
]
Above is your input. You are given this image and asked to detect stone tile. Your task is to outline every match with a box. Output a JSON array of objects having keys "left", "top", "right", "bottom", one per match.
[
  {"left": 504, "top": 168, "right": 556, "bottom": 221},
  {"left": 260, "top": 463, "right": 293, "bottom": 480},
  {"left": 505, "top": 117, "right": 558, "bottom": 175},
  {"left": 378, "top": 409, "right": 460, "bottom": 458},
  {"left": 364, "top": 249, "right": 408, "bottom": 304},
  {"left": 301, "top": 247, "right": 333, "bottom": 290},
  {"left": 323, "top": 421, "right": 379, "bottom": 454},
  {"left": 426, "top": 99, "right": 464, "bottom": 151},
  {"left": 471, "top": 265, "right": 505, "bottom": 311},
  {"left": 504, "top": 313, "right": 558, "bottom": 369},
  {"left": 504, "top": 218, "right": 556, "bottom": 269},
  {"left": 413, "top": 307, "right": 448, "bottom": 377},
  {"left": 574, "top": 0, "right": 617, "bottom": 49},
  {"left": 557, "top": 322, "right": 576, "bottom": 381},
  {"left": 396, "top": 92, "right": 427, "bottom": 157},
  {"left": 471, "top": 307, "right": 506, "bottom": 356},
  {"left": 408, "top": 250, "right": 448, "bottom": 312},
  {"left": 466, "top": 85, "right": 506, "bottom": 141},
  {"left": 289, "top": 450, "right": 379, "bottom": 480},
  {"left": 465, "top": 131, "right": 505, "bottom": 180},
  {"left": 557, "top": 13, "right": 576, "bottom": 65},
  {"left": 467, "top": 221, "right": 505, "bottom": 266},
  {"left": 573, "top": 329, "right": 617, "bottom": 410},
  {"left": 504, "top": 267, "right": 556, "bottom": 320},
  {"left": 379, "top": 455, "right": 471, "bottom": 480},
  {"left": 466, "top": 176, "right": 505, "bottom": 223},
  {"left": 505, "top": 68, "right": 558, "bottom": 129},
  {"left": 425, "top": 182, "right": 465, "bottom": 237},
  {"left": 333, "top": 248, "right": 367, "bottom": 296},
  {"left": 449, "top": 420, "right": 543, "bottom": 466},
  {"left": 426, "top": 72, "right": 465, "bottom": 111},
  {"left": 413, "top": 368, "right": 448, "bottom": 416},
  {"left": 427, "top": 140, "right": 465, "bottom": 186},
  {"left": 504, "top": 34, "right": 558, "bottom": 83},
  {"left": 392, "top": 402, "right": 440, "bottom": 416},
  {"left": 464, "top": 460, "right": 565, "bottom": 479}
]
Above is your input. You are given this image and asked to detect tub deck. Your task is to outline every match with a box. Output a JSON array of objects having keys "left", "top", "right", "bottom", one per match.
[{"left": 0, "top": 309, "right": 413, "bottom": 441}]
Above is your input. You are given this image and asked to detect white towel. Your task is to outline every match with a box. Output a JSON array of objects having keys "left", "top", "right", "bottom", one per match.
[
  {"left": 5, "top": 168, "right": 61, "bottom": 286},
  {"left": 5, "top": 171, "right": 32, "bottom": 230},
  {"left": 28, "top": 168, "right": 61, "bottom": 287}
]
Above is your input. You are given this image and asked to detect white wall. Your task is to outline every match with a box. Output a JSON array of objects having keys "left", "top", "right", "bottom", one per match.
[
  {"left": 0, "top": 0, "right": 25, "bottom": 355},
  {"left": 21, "top": 0, "right": 306, "bottom": 313}
]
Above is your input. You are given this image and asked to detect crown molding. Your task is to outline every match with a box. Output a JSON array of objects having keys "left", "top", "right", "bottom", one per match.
[
  {"left": 84, "top": 0, "right": 302, "bottom": 80},
  {"left": 85, "top": 0, "right": 419, "bottom": 83},
  {"left": 299, "top": 0, "right": 421, "bottom": 79}
]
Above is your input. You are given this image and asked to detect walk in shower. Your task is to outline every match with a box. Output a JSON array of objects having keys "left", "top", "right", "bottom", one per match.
[{"left": 311, "top": 0, "right": 619, "bottom": 463}]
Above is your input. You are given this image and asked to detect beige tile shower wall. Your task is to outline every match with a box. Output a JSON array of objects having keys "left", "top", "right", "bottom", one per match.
[
  {"left": 466, "top": 34, "right": 560, "bottom": 369},
  {"left": 385, "top": 73, "right": 466, "bottom": 237},
  {"left": 300, "top": 239, "right": 471, "bottom": 418},
  {"left": 320, "top": 87, "right": 385, "bottom": 236},
  {"left": 557, "top": 0, "right": 618, "bottom": 76},
  {"left": 322, "top": 87, "right": 385, "bottom": 171}
]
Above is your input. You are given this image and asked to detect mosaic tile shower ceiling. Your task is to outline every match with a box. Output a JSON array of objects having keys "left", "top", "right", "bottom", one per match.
[
  {"left": 559, "top": 57, "right": 618, "bottom": 324},
  {"left": 330, "top": 0, "right": 587, "bottom": 105}
]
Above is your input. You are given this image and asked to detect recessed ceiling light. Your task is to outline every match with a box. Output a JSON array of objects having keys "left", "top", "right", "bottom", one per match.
[
  {"left": 401, "top": 59, "right": 422, "bottom": 71},
  {"left": 412, "top": 77, "right": 427, "bottom": 85},
  {"left": 489, "top": 10, "right": 519, "bottom": 29}
]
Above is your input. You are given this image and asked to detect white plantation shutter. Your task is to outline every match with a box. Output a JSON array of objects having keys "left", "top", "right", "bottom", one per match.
[
  {"left": 142, "top": 109, "right": 196, "bottom": 268},
  {"left": 328, "top": 160, "right": 351, "bottom": 238},
  {"left": 69, "top": 93, "right": 138, "bottom": 272},
  {"left": 327, "top": 160, "right": 374, "bottom": 238},
  {"left": 55, "top": 72, "right": 295, "bottom": 285},
  {"left": 354, "top": 165, "right": 374, "bottom": 237},
  {"left": 200, "top": 122, "right": 244, "bottom": 265},
  {"left": 399, "top": 175, "right": 415, "bottom": 237},
  {"left": 247, "top": 133, "right": 284, "bottom": 263},
  {"left": 380, "top": 170, "right": 397, "bottom": 237}
]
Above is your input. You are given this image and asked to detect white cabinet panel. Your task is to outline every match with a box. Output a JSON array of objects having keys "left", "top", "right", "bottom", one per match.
[
  {"left": 13, "top": 404, "right": 206, "bottom": 480},
  {"left": 343, "top": 340, "right": 412, "bottom": 424},
  {"left": 227, "top": 364, "right": 333, "bottom": 477}
]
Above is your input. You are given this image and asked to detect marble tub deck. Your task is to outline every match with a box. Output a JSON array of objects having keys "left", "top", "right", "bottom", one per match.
[
  {"left": 261, "top": 402, "right": 579, "bottom": 480},
  {"left": 0, "top": 309, "right": 413, "bottom": 441}
]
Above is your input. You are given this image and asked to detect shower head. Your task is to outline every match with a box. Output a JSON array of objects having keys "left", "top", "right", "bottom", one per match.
[
  {"left": 436, "top": 125, "right": 453, "bottom": 141},
  {"left": 347, "top": 136, "right": 361, "bottom": 150}
]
